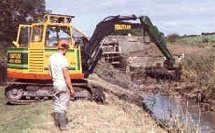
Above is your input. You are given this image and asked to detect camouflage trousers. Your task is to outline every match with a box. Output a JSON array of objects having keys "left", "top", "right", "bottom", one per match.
[{"left": 53, "top": 85, "right": 70, "bottom": 113}]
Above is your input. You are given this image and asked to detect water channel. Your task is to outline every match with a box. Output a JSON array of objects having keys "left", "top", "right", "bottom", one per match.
[{"left": 141, "top": 92, "right": 215, "bottom": 132}]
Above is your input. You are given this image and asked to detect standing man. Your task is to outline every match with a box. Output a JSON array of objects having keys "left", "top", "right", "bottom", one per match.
[{"left": 49, "top": 40, "right": 75, "bottom": 130}]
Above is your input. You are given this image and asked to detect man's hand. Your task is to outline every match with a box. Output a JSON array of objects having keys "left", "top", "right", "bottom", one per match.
[
  {"left": 63, "top": 67, "right": 75, "bottom": 96},
  {"left": 69, "top": 87, "right": 75, "bottom": 96}
]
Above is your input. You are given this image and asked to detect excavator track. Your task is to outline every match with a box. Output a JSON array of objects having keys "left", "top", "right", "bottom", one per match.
[
  {"left": 5, "top": 82, "right": 53, "bottom": 104},
  {"left": 5, "top": 80, "right": 105, "bottom": 105}
]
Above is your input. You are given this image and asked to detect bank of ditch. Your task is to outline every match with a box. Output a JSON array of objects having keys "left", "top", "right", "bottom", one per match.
[
  {"left": 96, "top": 41, "right": 215, "bottom": 132},
  {"left": 129, "top": 42, "right": 215, "bottom": 132},
  {"left": 0, "top": 74, "right": 166, "bottom": 133}
]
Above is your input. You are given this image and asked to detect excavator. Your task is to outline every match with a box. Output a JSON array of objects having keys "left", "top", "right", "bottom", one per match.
[{"left": 5, "top": 14, "right": 181, "bottom": 104}]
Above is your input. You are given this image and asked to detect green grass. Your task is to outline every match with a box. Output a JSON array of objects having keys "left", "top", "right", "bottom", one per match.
[
  {"left": 0, "top": 86, "right": 53, "bottom": 133},
  {"left": 181, "top": 34, "right": 215, "bottom": 42}
]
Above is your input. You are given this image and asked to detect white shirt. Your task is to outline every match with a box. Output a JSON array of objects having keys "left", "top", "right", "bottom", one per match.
[{"left": 49, "top": 52, "right": 68, "bottom": 87}]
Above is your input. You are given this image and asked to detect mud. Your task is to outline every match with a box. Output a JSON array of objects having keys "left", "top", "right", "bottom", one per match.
[{"left": 94, "top": 60, "right": 136, "bottom": 89}]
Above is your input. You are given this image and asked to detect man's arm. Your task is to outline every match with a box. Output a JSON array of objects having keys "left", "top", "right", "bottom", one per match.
[
  {"left": 62, "top": 67, "right": 75, "bottom": 96},
  {"left": 48, "top": 64, "right": 52, "bottom": 77}
]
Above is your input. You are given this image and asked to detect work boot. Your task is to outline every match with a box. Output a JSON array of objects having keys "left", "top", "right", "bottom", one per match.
[
  {"left": 53, "top": 112, "right": 60, "bottom": 127},
  {"left": 58, "top": 112, "right": 68, "bottom": 131}
]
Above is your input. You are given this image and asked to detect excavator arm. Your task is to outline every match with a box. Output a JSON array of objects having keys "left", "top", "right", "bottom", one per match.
[
  {"left": 82, "top": 15, "right": 137, "bottom": 76},
  {"left": 82, "top": 15, "right": 176, "bottom": 77},
  {"left": 139, "top": 16, "right": 175, "bottom": 68}
]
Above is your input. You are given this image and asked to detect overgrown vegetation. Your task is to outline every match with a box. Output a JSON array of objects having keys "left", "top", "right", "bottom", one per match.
[{"left": 181, "top": 46, "right": 215, "bottom": 111}]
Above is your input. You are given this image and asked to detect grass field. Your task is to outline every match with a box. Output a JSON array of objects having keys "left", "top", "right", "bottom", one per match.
[
  {"left": 0, "top": 86, "right": 54, "bottom": 133},
  {"left": 181, "top": 34, "right": 215, "bottom": 42}
]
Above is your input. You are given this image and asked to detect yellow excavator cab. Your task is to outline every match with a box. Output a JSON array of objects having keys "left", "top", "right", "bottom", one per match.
[{"left": 7, "top": 14, "right": 87, "bottom": 81}]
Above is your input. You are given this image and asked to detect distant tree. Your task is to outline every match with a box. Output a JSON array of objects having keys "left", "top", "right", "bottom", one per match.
[
  {"left": 166, "top": 33, "right": 180, "bottom": 42},
  {"left": 0, "top": 0, "right": 46, "bottom": 42},
  {"left": 182, "top": 34, "right": 187, "bottom": 38}
]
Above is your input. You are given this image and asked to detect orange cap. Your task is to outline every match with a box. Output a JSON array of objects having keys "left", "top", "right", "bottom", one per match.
[{"left": 57, "top": 40, "right": 70, "bottom": 50}]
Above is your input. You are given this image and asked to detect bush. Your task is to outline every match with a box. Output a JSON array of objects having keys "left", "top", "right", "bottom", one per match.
[
  {"left": 202, "top": 38, "right": 209, "bottom": 43},
  {"left": 167, "top": 33, "right": 180, "bottom": 42}
]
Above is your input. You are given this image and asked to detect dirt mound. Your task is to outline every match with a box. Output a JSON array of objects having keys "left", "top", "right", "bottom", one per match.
[{"left": 94, "top": 60, "right": 136, "bottom": 89}]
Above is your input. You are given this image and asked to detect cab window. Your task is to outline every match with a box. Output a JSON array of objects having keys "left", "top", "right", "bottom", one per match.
[
  {"left": 31, "top": 25, "right": 43, "bottom": 42},
  {"left": 45, "top": 26, "right": 71, "bottom": 48},
  {"left": 18, "top": 26, "right": 30, "bottom": 47}
]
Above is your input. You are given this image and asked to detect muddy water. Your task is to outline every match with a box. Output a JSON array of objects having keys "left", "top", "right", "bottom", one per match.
[{"left": 141, "top": 93, "right": 215, "bottom": 132}]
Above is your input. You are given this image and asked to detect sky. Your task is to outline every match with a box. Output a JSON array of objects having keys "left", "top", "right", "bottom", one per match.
[{"left": 46, "top": 0, "right": 215, "bottom": 36}]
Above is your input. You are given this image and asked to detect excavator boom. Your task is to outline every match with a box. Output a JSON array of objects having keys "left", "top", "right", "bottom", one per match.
[
  {"left": 82, "top": 15, "right": 138, "bottom": 76},
  {"left": 82, "top": 15, "right": 176, "bottom": 77}
]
